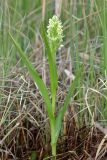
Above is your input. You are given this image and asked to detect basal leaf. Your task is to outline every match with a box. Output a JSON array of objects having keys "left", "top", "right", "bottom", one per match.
[
  {"left": 9, "top": 32, "right": 53, "bottom": 120},
  {"left": 41, "top": 23, "right": 58, "bottom": 113},
  {"left": 55, "top": 67, "right": 82, "bottom": 143}
]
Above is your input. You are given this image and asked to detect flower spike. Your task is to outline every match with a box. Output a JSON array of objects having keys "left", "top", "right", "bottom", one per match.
[{"left": 47, "top": 15, "right": 63, "bottom": 51}]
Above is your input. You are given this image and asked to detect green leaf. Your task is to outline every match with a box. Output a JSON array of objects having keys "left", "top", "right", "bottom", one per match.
[
  {"left": 41, "top": 23, "right": 58, "bottom": 114},
  {"left": 9, "top": 32, "right": 53, "bottom": 120},
  {"left": 54, "top": 67, "right": 82, "bottom": 143}
]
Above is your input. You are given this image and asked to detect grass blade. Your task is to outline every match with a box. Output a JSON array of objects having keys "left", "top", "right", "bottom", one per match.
[
  {"left": 55, "top": 67, "right": 82, "bottom": 143},
  {"left": 103, "top": 0, "right": 107, "bottom": 75},
  {"left": 41, "top": 23, "right": 58, "bottom": 114},
  {"left": 9, "top": 32, "right": 53, "bottom": 120}
]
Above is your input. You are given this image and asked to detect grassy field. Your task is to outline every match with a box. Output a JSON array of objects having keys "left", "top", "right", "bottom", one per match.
[{"left": 0, "top": 0, "right": 107, "bottom": 159}]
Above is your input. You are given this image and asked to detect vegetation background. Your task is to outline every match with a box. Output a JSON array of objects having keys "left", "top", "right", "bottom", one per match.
[{"left": 0, "top": 0, "right": 107, "bottom": 159}]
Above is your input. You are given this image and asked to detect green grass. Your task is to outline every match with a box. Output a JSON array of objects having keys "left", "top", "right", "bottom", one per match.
[{"left": 1, "top": 0, "right": 107, "bottom": 159}]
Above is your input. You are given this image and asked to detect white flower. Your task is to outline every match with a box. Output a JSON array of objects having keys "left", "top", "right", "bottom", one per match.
[{"left": 47, "top": 15, "right": 63, "bottom": 48}]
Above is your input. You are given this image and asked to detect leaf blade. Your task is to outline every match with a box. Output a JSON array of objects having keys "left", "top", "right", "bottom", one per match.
[
  {"left": 9, "top": 32, "right": 53, "bottom": 120},
  {"left": 41, "top": 23, "right": 58, "bottom": 113},
  {"left": 55, "top": 67, "right": 82, "bottom": 143}
]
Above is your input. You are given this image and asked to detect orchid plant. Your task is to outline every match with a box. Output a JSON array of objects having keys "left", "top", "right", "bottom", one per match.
[{"left": 9, "top": 15, "right": 81, "bottom": 159}]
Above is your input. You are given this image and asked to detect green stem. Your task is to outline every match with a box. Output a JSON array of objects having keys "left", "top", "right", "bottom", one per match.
[
  {"left": 50, "top": 119, "right": 56, "bottom": 159},
  {"left": 52, "top": 95, "right": 56, "bottom": 114},
  {"left": 52, "top": 143, "right": 56, "bottom": 160}
]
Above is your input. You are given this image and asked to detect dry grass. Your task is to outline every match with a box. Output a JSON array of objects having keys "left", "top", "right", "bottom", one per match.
[{"left": 0, "top": 46, "right": 106, "bottom": 159}]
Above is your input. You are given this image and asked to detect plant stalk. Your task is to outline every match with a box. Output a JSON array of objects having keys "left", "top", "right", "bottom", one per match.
[
  {"left": 52, "top": 143, "right": 56, "bottom": 160},
  {"left": 50, "top": 119, "right": 56, "bottom": 159},
  {"left": 52, "top": 95, "right": 56, "bottom": 114}
]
